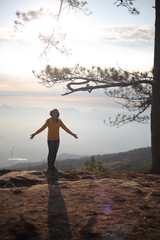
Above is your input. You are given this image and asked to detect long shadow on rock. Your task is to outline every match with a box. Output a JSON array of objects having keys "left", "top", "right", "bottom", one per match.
[{"left": 45, "top": 171, "right": 73, "bottom": 240}]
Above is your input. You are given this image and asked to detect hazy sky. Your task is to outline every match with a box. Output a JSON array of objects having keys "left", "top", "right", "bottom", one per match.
[{"left": 0, "top": 0, "right": 154, "bottom": 167}]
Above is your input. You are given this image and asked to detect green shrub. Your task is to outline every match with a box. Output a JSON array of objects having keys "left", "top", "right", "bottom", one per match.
[{"left": 82, "top": 156, "right": 106, "bottom": 172}]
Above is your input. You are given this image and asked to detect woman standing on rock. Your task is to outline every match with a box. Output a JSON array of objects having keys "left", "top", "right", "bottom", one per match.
[{"left": 30, "top": 109, "right": 78, "bottom": 171}]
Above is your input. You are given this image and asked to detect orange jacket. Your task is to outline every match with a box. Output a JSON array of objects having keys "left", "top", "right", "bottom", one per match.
[{"left": 35, "top": 118, "right": 74, "bottom": 140}]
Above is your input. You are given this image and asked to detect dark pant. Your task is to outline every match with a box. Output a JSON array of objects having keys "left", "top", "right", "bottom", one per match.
[{"left": 47, "top": 139, "right": 60, "bottom": 169}]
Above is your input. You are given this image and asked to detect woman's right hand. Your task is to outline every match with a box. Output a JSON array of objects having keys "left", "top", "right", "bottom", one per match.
[{"left": 30, "top": 133, "right": 36, "bottom": 139}]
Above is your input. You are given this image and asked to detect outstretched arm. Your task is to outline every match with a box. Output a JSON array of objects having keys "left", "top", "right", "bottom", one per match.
[
  {"left": 60, "top": 121, "right": 78, "bottom": 139},
  {"left": 30, "top": 121, "right": 48, "bottom": 139}
]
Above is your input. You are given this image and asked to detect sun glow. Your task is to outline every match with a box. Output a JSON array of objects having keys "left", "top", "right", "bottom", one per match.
[
  {"left": 20, "top": 15, "right": 56, "bottom": 42},
  {"left": 11, "top": 10, "right": 101, "bottom": 73},
  {"left": 59, "top": 14, "right": 99, "bottom": 42},
  {"left": 2, "top": 15, "right": 59, "bottom": 75}
]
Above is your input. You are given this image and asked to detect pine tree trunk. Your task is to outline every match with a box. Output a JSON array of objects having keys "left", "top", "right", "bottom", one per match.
[{"left": 151, "top": 0, "right": 160, "bottom": 173}]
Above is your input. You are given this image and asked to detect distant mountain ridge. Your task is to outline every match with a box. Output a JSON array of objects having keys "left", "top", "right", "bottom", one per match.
[
  {"left": 5, "top": 147, "right": 151, "bottom": 172},
  {"left": 56, "top": 147, "right": 151, "bottom": 172},
  {"left": 58, "top": 153, "right": 86, "bottom": 160},
  {"left": 4, "top": 153, "right": 85, "bottom": 170}
]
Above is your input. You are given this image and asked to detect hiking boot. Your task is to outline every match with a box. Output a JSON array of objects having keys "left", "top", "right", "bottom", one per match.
[
  {"left": 47, "top": 168, "right": 52, "bottom": 171},
  {"left": 52, "top": 167, "right": 58, "bottom": 172}
]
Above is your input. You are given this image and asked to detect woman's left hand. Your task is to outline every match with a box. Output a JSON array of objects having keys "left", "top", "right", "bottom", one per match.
[{"left": 73, "top": 134, "right": 78, "bottom": 139}]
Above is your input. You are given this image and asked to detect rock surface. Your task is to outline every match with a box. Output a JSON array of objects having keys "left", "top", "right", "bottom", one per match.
[{"left": 0, "top": 169, "right": 160, "bottom": 240}]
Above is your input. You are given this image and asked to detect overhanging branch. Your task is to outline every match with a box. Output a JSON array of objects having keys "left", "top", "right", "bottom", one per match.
[{"left": 62, "top": 78, "right": 153, "bottom": 95}]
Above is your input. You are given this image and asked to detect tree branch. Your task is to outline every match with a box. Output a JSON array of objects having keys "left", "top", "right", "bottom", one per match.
[
  {"left": 114, "top": 0, "right": 140, "bottom": 14},
  {"left": 62, "top": 78, "right": 153, "bottom": 95},
  {"left": 40, "top": 0, "right": 64, "bottom": 57}
]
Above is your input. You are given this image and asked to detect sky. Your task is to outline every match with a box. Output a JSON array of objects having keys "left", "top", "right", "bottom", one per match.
[{"left": 0, "top": 0, "right": 155, "bottom": 168}]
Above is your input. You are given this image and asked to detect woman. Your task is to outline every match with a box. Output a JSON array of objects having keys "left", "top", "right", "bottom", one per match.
[{"left": 30, "top": 109, "right": 78, "bottom": 171}]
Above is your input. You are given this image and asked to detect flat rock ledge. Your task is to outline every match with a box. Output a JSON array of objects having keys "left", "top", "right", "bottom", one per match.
[{"left": 0, "top": 169, "right": 160, "bottom": 240}]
